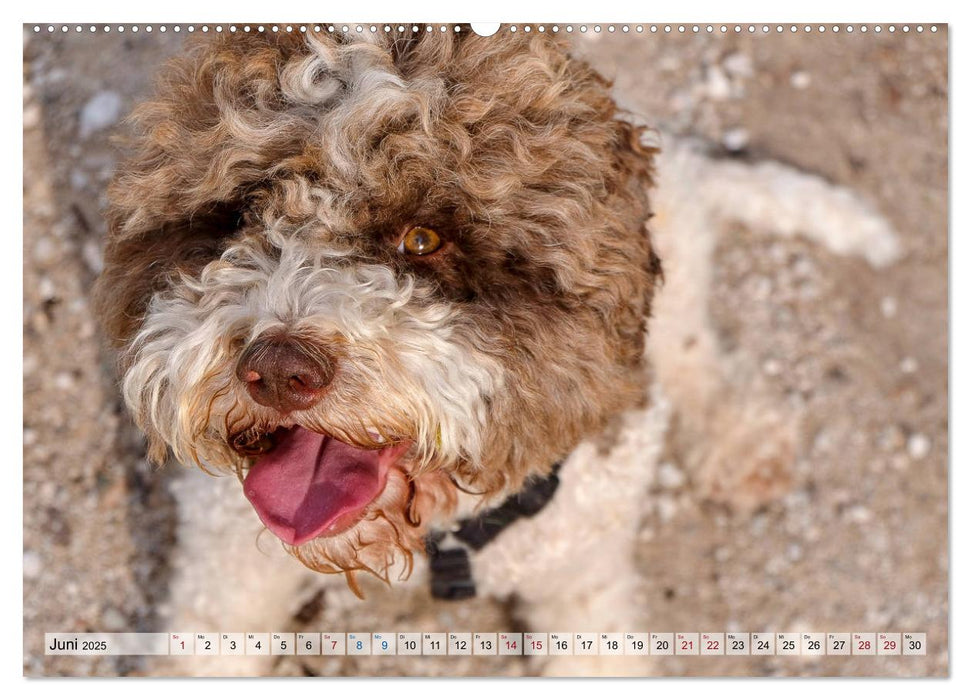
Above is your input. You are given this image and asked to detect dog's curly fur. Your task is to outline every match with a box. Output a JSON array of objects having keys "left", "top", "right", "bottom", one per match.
[{"left": 95, "top": 27, "right": 660, "bottom": 590}]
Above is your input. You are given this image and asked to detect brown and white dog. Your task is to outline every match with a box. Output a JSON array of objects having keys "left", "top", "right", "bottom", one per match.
[{"left": 95, "top": 27, "right": 898, "bottom": 676}]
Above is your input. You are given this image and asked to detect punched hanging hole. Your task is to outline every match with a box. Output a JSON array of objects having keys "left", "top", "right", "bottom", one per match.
[{"left": 470, "top": 23, "right": 501, "bottom": 37}]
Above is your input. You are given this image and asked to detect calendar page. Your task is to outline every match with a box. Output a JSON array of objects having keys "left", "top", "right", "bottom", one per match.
[{"left": 22, "top": 16, "right": 948, "bottom": 680}]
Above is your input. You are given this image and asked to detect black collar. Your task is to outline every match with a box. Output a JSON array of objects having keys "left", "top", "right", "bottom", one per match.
[{"left": 425, "top": 462, "right": 562, "bottom": 600}]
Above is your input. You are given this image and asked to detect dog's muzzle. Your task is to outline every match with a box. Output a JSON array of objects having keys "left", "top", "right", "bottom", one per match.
[{"left": 236, "top": 332, "right": 336, "bottom": 413}]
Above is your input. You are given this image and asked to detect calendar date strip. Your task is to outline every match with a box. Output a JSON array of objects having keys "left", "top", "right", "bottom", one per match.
[{"left": 45, "top": 632, "right": 927, "bottom": 657}]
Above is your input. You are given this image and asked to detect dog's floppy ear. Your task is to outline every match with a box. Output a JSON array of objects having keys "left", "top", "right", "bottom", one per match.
[
  {"left": 95, "top": 33, "right": 306, "bottom": 350},
  {"left": 93, "top": 202, "right": 246, "bottom": 349}
]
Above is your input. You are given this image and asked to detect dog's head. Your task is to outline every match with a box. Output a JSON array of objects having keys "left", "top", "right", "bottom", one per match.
[{"left": 95, "top": 28, "right": 659, "bottom": 589}]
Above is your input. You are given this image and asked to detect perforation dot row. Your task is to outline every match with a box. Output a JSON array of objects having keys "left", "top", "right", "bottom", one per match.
[{"left": 31, "top": 24, "right": 940, "bottom": 35}]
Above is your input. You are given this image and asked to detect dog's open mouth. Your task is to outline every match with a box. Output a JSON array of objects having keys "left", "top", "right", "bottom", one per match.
[{"left": 239, "top": 427, "right": 411, "bottom": 546}]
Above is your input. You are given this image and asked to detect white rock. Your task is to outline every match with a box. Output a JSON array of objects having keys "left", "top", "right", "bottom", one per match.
[
  {"left": 846, "top": 505, "right": 872, "bottom": 523},
  {"left": 723, "top": 52, "right": 753, "bottom": 78},
  {"left": 880, "top": 296, "right": 898, "bottom": 318},
  {"left": 70, "top": 169, "right": 89, "bottom": 191},
  {"left": 656, "top": 462, "right": 686, "bottom": 490},
  {"left": 38, "top": 276, "right": 56, "bottom": 299},
  {"left": 23, "top": 550, "right": 43, "bottom": 579},
  {"left": 656, "top": 496, "right": 678, "bottom": 523},
  {"left": 82, "top": 239, "right": 104, "bottom": 274},
  {"left": 79, "top": 91, "right": 123, "bottom": 138},
  {"left": 907, "top": 433, "right": 931, "bottom": 460},
  {"left": 704, "top": 65, "right": 732, "bottom": 100},
  {"left": 33, "top": 238, "right": 57, "bottom": 264},
  {"left": 53, "top": 372, "right": 75, "bottom": 390},
  {"left": 722, "top": 127, "right": 750, "bottom": 152},
  {"left": 101, "top": 606, "right": 127, "bottom": 631},
  {"left": 900, "top": 357, "right": 919, "bottom": 374},
  {"left": 790, "top": 70, "right": 812, "bottom": 89},
  {"left": 23, "top": 102, "right": 41, "bottom": 130}
]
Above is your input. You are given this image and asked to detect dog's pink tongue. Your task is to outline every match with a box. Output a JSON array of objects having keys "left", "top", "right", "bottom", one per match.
[{"left": 243, "top": 427, "right": 383, "bottom": 546}]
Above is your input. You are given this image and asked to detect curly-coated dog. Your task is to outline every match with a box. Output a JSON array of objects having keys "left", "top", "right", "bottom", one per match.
[
  {"left": 98, "top": 29, "right": 657, "bottom": 577},
  {"left": 94, "top": 27, "right": 896, "bottom": 675}
]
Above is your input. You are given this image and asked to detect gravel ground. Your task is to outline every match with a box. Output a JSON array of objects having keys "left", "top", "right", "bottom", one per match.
[{"left": 22, "top": 25, "right": 948, "bottom": 677}]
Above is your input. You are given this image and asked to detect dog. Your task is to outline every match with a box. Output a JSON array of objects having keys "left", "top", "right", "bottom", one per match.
[{"left": 94, "top": 27, "right": 898, "bottom": 676}]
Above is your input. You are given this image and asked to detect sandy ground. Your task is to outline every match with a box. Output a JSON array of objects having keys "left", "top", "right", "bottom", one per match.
[{"left": 22, "top": 25, "right": 948, "bottom": 677}]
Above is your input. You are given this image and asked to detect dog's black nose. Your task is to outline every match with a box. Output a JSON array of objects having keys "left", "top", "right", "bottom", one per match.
[{"left": 236, "top": 334, "right": 335, "bottom": 413}]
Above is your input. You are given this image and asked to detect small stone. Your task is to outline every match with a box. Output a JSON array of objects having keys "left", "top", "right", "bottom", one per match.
[
  {"left": 23, "top": 102, "right": 41, "bottom": 130},
  {"left": 704, "top": 65, "right": 732, "bottom": 100},
  {"left": 907, "top": 433, "right": 931, "bottom": 460},
  {"left": 101, "top": 606, "right": 127, "bottom": 631},
  {"left": 657, "top": 462, "right": 686, "bottom": 490},
  {"left": 880, "top": 296, "right": 898, "bottom": 318},
  {"left": 846, "top": 505, "right": 872, "bottom": 523},
  {"left": 722, "top": 127, "right": 750, "bottom": 152},
  {"left": 69, "top": 169, "right": 89, "bottom": 191},
  {"left": 38, "top": 276, "right": 56, "bottom": 300},
  {"left": 79, "top": 91, "right": 123, "bottom": 139},
  {"left": 790, "top": 70, "right": 812, "bottom": 89},
  {"left": 53, "top": 372, "right": 75, "bottom": 391},
  {"left": 812, "top": 429, "right": 833, "bottom": 454},
  {"left": 82, "top": 240, "right": 104, "bottom": 274},
  {"left": 656, "top": 496, "right": 678, "bottom": 523},
  {"left": 787, "top": 543, "right": 803, "bottom": 561},
  {"left": 40, "top": 482, "right": 58, "bottom": 502},
  {"left": 33, "top": 238, "right": 57, "bottom": 265},
  {"left": 23, "top": 550, "right": 42, "bottom": 579},
  {"left": 763, "top": 358, "right": 782, "bottom": 376},
  {"left": 722, "top": 52, "right": 753, "bottom": 78},
  {"left": 900, "top": 357, "right": 919, "bottom": 374}
]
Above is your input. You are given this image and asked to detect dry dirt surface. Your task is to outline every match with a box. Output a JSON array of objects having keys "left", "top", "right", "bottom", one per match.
[{"left": 22, "top": 25, "right": 948, "bottom": 677}]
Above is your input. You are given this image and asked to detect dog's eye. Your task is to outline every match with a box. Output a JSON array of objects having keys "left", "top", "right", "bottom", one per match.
[{"left": 398, "top": 226, "right": 442, "bottom": 256}]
